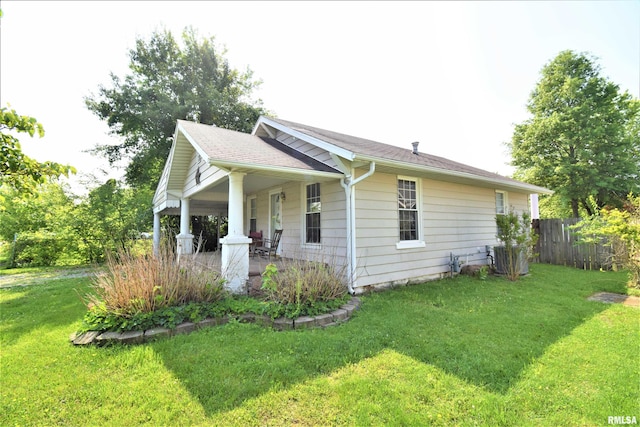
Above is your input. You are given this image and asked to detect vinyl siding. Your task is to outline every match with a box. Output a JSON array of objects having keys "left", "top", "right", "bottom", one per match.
[
  {"left": 183, "top": 152, "right": 228, "bottom": 198},
  {"left": 153, "top": 160, "right": 171, "bottom": 207},
  {"left": 247, "top": 179, "right": 347, "bottom": 265},
  {"left": 352, "top": 172, "right": 529, "bottom": 289}
]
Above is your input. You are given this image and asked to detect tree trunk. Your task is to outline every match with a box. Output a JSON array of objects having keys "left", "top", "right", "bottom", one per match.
[
  {"left": 581, "top": 199, "right": 594, "bottom": 216},
  {"left": 571, "top": 198, "right": 580, "bottom": 218}
]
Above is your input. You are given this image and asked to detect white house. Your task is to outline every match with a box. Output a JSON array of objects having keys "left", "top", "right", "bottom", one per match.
[{"left": 152, "top": 117, "right": 552, "bottom": 294}]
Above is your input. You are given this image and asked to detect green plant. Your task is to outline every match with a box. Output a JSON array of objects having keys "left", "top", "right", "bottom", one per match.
[
  {"left": 574, "top": 194, "right": 640, "bottom": 288},
  {"left": 261, "top": 262, "right": 279, "bottom": 293},
  {"left": 260, "top": 260, "right": 348, "bottom": 318},
  {"left": 495, "top": 208, "right": 536, "bottom": 281},
  {"left": 478, "top": 265, "right": 489, "bottom": 281}
]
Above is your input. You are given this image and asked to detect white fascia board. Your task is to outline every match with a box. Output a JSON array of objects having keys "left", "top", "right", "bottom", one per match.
[
  {"left": 255, "top": 116, "right": 355, "bottom": 161},
  {"left": 153, "top": 201, "right": 166, "bottom": 214},
  {"left": 330, "top": 153, "right": 351, "bottom": 175},
  {"left": 355, "top": 154, "right": 554, "bottom": 195},
  {"left": 183, "top": 170, "right": 230, "bottom": 199},
  {"left": 212, "top": 160, "right": 343, "bottom": 179},
  {"left": 176, "top": 122, "right": 211, "bottom": 162},
  {"left": 153, "top": 199, "right": 181, "bottom": 214},
  {"left": 153, "top": 128, "right": 179, "bottom": 200},
  {"left": 259, "top": 122, "right": 275, "bottom": 138}
]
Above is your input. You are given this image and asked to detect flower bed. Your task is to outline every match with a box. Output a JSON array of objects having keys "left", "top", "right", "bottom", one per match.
[{"left": 71, "top": 297, "right": 361, "bottom": 346}]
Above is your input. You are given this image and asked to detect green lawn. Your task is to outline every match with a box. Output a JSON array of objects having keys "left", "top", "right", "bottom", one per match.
[{"left": 1, "top": 264, "right": 638, "bottom": 426}]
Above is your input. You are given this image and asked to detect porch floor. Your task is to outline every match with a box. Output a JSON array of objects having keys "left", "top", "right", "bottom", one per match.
[{"left": 190, "top": 250, "right": 287, "bottom": 277}]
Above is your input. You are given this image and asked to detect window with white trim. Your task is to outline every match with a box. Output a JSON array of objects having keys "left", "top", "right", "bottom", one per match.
[
  {"left": 248, "top": 196, "right": 257, "bottom": 233},
  {"left": 305, "top": 183, "right": 321, "bottom": 244},
  {"left": 495, "top": 191, "right": 507, "bottom": 215},
  {"left": 398, "top": 178, "right": 419, "bottom": 241}
]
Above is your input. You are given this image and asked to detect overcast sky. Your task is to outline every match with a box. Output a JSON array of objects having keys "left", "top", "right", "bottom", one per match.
[{"left": 1, "top": 1, "right": 638, "bottom": 193}]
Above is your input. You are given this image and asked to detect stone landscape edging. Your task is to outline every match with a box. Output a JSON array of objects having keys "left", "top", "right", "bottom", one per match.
[{"left": 70, "top": 297, "right": 361, "bottom": 346}]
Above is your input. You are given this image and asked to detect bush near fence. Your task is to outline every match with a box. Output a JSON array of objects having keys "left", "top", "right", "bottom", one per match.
[{"left": 533, "top": 219, "right": 615, "bottom": 270}]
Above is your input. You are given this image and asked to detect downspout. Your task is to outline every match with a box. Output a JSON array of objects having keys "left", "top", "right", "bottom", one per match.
[{"left": 340, "top": 161, "right": 376, "bottom": 294}]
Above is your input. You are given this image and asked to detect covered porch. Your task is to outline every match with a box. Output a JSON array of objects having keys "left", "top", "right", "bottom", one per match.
[
  {"left": 186, "top": 250, "right": 290, "bottom": 295},
  {"left": 152, "top": 120, "right": 342, "bottom": 294}
]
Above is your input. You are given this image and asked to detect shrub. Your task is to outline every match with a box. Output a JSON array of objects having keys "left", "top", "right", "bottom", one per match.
[
  {"left": 261, "top": 260, "right": 348, "bottom": 318},
  {"left": 83, "top": 245, "right": 226, "bottom": 318},
  {"left": 495, "top": 209, "right": 536, "bottom": 281},
  {"left": 574, "top": 194, "right": 640, "bottom": 289}
]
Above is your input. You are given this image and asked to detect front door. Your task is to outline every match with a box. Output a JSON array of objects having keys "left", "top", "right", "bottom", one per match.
[{"left": 269, "top": 191, "right": 283, "bottom": 253}]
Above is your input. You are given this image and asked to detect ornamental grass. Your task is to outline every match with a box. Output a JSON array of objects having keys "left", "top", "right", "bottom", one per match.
[{"left": 84, "top": 244, "right": 226, "bottom": 317}]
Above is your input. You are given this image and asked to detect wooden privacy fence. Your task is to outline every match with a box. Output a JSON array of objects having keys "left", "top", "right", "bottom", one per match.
[{"left": 532, "top": 218, "right": 613, "bottom": 270}]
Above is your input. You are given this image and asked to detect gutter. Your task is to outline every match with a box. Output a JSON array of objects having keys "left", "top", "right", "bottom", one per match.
[
  {"left": 355, "top": 154, "right": 553, "bottom": 195},
  {"left": 340, "top": 161, "right": 376, "bottom": 294}
]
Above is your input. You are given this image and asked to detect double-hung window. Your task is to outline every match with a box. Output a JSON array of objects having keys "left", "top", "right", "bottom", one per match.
[
  {"left": 248, "top": 197, "right": 257, "bottom": 233},
  {"left": 305, "top": 183, "right": 321, "bottom": 244},
  {"left": 398, "top": 178, "right": 419, "bottom": 241},
  {"left": 495, "top": 191, "right": 507, "bottom": 215}
]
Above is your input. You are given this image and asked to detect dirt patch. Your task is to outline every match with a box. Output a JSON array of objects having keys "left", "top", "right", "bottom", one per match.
[{"left": 587, "top": 292, "right": 640, "bottom": 308}]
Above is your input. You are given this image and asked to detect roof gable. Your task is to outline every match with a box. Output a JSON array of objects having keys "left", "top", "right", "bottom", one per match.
[{"left": 177, "top": 120, "right": 339, "bottom": 174}]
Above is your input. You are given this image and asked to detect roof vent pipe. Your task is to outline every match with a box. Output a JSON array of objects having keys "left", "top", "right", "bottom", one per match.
[{"left": 412, "top": 141, "right": 419, "bottom": 155}]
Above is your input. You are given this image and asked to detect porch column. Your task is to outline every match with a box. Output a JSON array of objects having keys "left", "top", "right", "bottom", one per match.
[
  {"left": 176, "top": 198, "right": 193, "bottom": 255},
  {"left": 530, "top": 194, "right": 540, "bottom": 220},
  {"left": 153, "top": 212, "right": 161, "bottom": 256},
  {"left": 220, "top": 172, "right": 251, "bottom": 293}
]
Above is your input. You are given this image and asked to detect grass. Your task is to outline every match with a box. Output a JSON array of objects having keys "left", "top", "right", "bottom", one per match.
[{"left": 1, "top": 264, "right": 638, "bottom": 426}]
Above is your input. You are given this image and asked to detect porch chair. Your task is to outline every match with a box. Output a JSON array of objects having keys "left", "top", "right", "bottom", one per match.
[
  {"left": 254, "top": 229, "right": 283, "bottom": 259},
  {"left": 248, "top": 230, "right": 263, "bottom": 257}
]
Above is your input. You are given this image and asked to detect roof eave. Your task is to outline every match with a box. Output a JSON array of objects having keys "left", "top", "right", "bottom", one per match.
[
  {"left": 176, "top": 121, "right": 212, "bottom": 163},
  {"left": 355, "top": 154, "right": 553, "bottom": 194},
  {"left": 211, "top": 160, "right": 343, "bottom": 179}
]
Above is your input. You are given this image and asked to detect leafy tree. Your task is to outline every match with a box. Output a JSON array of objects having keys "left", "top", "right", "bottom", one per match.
[
  {"left": 510, "top": 50, "right": 639, "bottom": 218},
  {"left": 85, "top": 27, "right": 268, "bottom": 189},
  {"left": 1, "top": 106, "right": 75, "bottom": 194},
  {"left": 0, "top": 179, "right": 154, "bottom": 266},
  {"left": 73, "top": 179, "right": 154, "bottom": 262},
  {"left": 0, "top": 182, "right": 82, "bottom": 266}
]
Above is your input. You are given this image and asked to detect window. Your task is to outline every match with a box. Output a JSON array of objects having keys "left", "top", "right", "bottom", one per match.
[
  {"left": 248, "top": 197, "right": 257, "bottom": 233},
  {"left": 495, "top": 191, "right": 507, "bottom": 215},
  {"left": 398, "top": 178, "right": 418, "bottom": 241},
  {"left": 305, "top": 183, "right": 321, "bottom": 244}
]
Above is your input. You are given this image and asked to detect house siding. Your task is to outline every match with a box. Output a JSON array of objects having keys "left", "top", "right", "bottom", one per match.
[
  {"left": 183, "top": 152, "right": 228, "bottom": 198},
  {"left": 353, "top": 172, "right": 529, "bottom": 289},
  {"left": 247, "top": 179, "right": 347, "bottom": 266},
  {"left": 153, "top": 160, "right": 171, "bottom": 207}
]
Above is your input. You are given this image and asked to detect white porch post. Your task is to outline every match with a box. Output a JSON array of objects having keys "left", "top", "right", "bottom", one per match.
[
  {"left": 530, "top": 194, "right": 540, "bottom": 220},
  {"left": 176, "top": 198, "right": 194, "bottom": 255},
  {"left": 221, "top": 172, "right": 251, "bottom": 293},
  {"left": 153, "top": 212, "right": 161, "bottom": 256}
]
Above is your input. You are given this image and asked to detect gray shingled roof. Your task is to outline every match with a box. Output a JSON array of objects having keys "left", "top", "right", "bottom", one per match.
[
  {"left": 267, "top": 117, "right": 532, "bottom": 187},
  {"left": 178, "top": 120, "right": 339, "bottom": 174}
]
